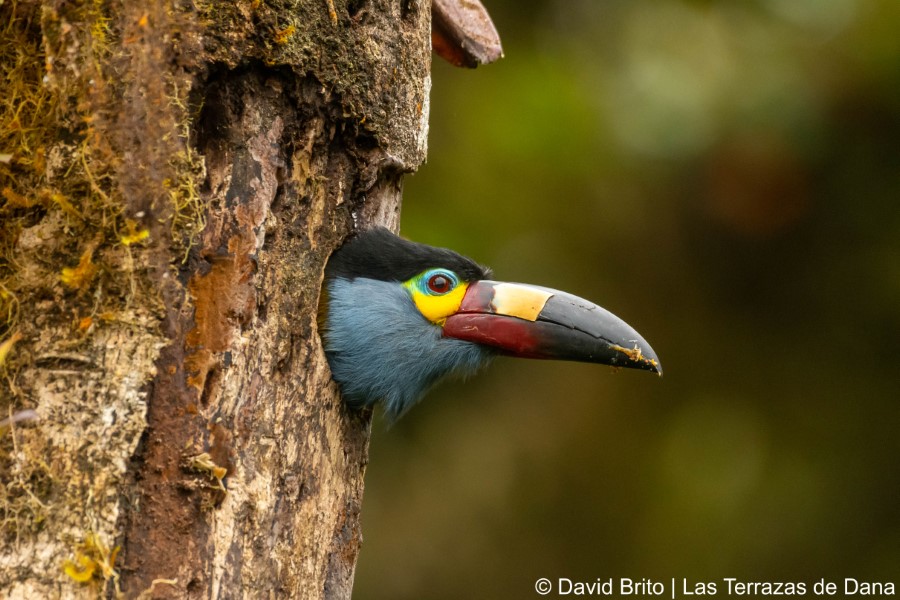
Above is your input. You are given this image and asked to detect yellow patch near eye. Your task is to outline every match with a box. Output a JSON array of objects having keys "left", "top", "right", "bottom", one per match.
[{"left": 410, "top": 282, "right": 469, "bottom": 325}]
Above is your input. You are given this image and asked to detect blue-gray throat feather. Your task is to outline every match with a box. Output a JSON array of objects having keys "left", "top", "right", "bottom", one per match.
[{"left": 323, "top": 277, "right": 492, "bottom": 421}]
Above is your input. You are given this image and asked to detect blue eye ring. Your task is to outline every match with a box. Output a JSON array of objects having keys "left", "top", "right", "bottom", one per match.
[{"left": 420, "top": 269, "right": 458, "bottom": 296}]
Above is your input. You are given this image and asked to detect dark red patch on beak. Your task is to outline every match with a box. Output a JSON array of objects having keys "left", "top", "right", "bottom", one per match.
[{"left": 443, "top": 314, "right": 544, "bottom": 358}]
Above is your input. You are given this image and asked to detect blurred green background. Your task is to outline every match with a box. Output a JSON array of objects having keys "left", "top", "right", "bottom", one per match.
[{"left": 355, "top": 0, "right": 900, "bottom": 597}]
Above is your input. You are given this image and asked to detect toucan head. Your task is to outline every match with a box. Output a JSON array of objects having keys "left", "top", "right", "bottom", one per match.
[{"left": 321, "top": 228, "right": 661, "bottom": 421}]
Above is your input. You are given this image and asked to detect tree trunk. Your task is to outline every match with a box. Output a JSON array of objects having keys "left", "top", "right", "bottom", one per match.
[{"left": 0, "top": 0, "right": 430, "bottom": 597}]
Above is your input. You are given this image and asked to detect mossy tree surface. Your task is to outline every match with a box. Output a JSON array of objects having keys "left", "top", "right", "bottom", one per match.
[{"left": 0, "top": 0, "right": 430, "bottom": 597}]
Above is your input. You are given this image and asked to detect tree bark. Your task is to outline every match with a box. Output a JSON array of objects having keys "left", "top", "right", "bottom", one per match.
[{"left": 0, "top": 0, "right": 430, "bottom": 597}]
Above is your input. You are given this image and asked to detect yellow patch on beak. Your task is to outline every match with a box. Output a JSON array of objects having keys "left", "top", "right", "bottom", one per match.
[
  {"left": 491, "top": 283, "right": 553, "bottom": 322},
  {"left": 410, "top": 282, "right": 469, "bottom": 325}
]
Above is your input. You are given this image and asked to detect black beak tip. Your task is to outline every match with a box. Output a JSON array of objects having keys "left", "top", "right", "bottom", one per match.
[{"left": 609, "top": 342, "right": 663, "bottom": 377}]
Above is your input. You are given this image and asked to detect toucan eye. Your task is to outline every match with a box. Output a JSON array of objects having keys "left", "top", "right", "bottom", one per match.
[{"left": 427, "top": 273, "right": 453, "bottom": 295}]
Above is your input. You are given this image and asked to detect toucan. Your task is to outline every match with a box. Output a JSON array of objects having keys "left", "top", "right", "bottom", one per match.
[{"left": 321, "top": 228, "right": 661, "bottom": 421}]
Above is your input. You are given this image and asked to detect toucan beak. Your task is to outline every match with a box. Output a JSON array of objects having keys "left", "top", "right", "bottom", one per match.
[{"left": 443, "top": 281, "right": 662, "bottom": 374}]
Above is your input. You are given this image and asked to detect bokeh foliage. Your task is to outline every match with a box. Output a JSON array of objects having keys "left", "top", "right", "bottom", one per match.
[{"left": 355, "top": 0, "right": 900, "bottom": 597}]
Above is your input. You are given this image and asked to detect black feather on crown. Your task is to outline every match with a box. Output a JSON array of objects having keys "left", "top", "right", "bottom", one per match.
[{"left": 326, "top": 227, "right": 491, "bottom": 283}]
